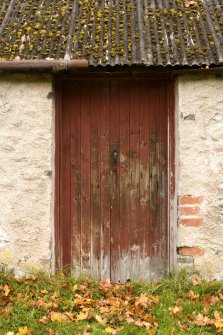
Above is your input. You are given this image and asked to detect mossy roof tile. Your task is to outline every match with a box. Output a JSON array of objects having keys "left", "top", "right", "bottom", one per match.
[{"left": 0, "top": 0, "right": 222, "bottom": 66}]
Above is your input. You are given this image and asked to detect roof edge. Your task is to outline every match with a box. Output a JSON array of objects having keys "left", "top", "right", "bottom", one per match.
[
  {"left": 0, "top": 59, "right": 88, "bottom": 73},
  {"left": 172, "top": 66, "right": 223, "bottom": 76}
]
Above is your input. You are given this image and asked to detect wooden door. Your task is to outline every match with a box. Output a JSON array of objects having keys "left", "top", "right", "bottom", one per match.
[{"left": 57, "top": 78, "right": 170, "bottom": 282}]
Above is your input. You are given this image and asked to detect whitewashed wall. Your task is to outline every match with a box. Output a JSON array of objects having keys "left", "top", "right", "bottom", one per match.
[
  {"left": 0, "top": 75, "right": 53, "bottom": 274},
  {"left": 177, "top": 74, "right": 223, "bottom": 279}
]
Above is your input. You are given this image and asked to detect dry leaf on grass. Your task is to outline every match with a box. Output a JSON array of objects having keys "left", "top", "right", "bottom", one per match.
[
  {"left": 4, "top": 284, "right": 11, "bottom": 296},
  {"left": 169, "top": 306, "right": 182, "bottom": 317},
  {"left": 193, "top": 313, "right": 212, "bottom": 326},
  {"left": 214, "top": 318, "right": 223, "bottom": 329},
  {"left": 49, "top": 311, "right": 69, "bottom": 322},
  {"left": 187, "top": 290, "right": 199, "bottom": 300},
  {"left": 16, "top": 327, "right": 32, "bottom": 335}
]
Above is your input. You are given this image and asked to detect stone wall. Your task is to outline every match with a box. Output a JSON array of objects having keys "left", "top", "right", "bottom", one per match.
[
  {"left": 0, "top": 75, "right": 53, "bottom": 274},
  {"left": 177, "top": 74, "right": 223, "bottom": 279}
]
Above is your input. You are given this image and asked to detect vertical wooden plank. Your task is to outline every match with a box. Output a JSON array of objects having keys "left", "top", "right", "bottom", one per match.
[
  {"left": 158, "top": 80, "right": 168, "bottom": 272},
  {"left": 110, "top": 80, "right": 121, "bottom": 282},
  {"left": 148, "top": 81, "right": 160, "bottom": 279},
  {"left": 80, "top": 80, "right": 91, "bottom": 274},
  {"left": 70, "top": 81, "right": 81, "bottom": 274},
  {"left": 118, "top": 80, "right": 130, "bottom": 282},
  {"left": 100, "top": 80, "right": 111, "bottom": 280},
  {"left": 156, "top": 82, "right": 161, "bottom": 262},
  {"left": 139, "top": 80, "right": 151, "bottom": 278},
  {"left": 90, "top": 80, "right": 102, "bottom": 279},
  {"left": 129, "top": 80, "right": 140, "bottom": 280},
  {"left": 60, "top": 82, "right": 71, "bottom": 269}
]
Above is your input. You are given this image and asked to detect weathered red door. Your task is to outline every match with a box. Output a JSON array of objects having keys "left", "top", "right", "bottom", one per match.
[{"left": 57, "top": 79, "right": 170, "bottom": 282}]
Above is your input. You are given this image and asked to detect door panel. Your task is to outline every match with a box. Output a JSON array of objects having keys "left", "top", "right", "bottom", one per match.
[{"left": 59, "top": 79, "right": 169, "bottom": 282}]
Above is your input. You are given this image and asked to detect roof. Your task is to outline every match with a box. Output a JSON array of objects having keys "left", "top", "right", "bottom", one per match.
[{"left": 0, "top": 0, "right": 223, "bottom": 67}]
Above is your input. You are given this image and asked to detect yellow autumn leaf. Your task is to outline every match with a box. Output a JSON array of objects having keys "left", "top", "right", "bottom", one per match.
[
  {"left": 214, "top": 318, "right": 223, "bottom": 329},
  {"left": 146, "top": 323, "right": 158, "bottom": 334},
  {"left": 105, "top": 326, "right": 117, "bottom": 334},
  {"left": 72, "top": 284, "right": 78, "bottom": 291},
  {"left": 49, "top": 311, "right": 68, "bottom": 322},
  {"left": 16, "top": 327, "right": 32, "bottom": 335}
]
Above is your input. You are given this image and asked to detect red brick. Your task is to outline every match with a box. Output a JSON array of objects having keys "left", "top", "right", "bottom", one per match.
[
  {"left": 179, "top": 207, "right": 200, "bottom": 216},
  {"left": 178, "top": 218, "right": 203, "bottom": 227},
  {"left": 177, "top": 246, "right": 204, "bottom": 257},
  {"left": 179, "top": 195, "right": 204, "bottom": 205}
]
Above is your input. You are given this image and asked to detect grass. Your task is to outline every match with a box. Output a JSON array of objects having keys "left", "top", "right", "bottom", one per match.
[{"left": 0, "top": 270, "right": 222, "bottom": 334}]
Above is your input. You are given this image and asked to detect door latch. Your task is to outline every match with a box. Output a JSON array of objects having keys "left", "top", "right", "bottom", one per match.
[{"left": 112, "top": 143, "right": 119, "bottom": 165}]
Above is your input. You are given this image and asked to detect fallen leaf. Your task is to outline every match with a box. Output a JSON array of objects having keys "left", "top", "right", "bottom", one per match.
[
  {"left": 169, "top": 306, "right": 182, "bottom": 317},
  {"left": 51, "top": 290, "right": 60, "bottom": 299},
  {"left": 204, "top": 294, "right": 219, "bottom": 306},
  {"left": 40, "top": 290, "right": 48, "bottom": 294},
  {"left": 146, "top": 325, "right": 158, "bottom": 335},
  {"left": 0, "top": 305, "right": 13, "bottom": 317},
  {"left": 193, "top": 313, "right": 212, "bottom": 326},
  {"left": 38, "top": 316, "right": 49, "bottom": 324},
  {"left": 214, "top": 319, "right": 223, "bottom": 329},
  {"left": 177, "top": 321, "right": 190, "bottom": 331},
  {"left": 105, "top": 326, "right": 117, "bottom": 334},
  {"left": 49, "top": 311, "right": 69, "bottom": 323},
  {"left": 95, "top": 314, "right": 107, "bottom": 324},
  {"left": 72, "top": 284, "right": 78, "bottom": 292},
  {"left": 135, "top": 294, "right": 149, "bottom": 307},
  {"left": 4, "top": 284, "right": 10, "bottom": 296},
  {"left": 187, "top": 290, "right": 199, "bottom": 300},
  {"left": 16, "top": 327, "right": 32, "bottom": 335},
  {"left": 76, "top": 310, "right": 93, "bottom": 321},
  {"left": 64, "top": 312, "right": 74, "bottom": 321},
  {"left": 105, "top": 327, "right": 124, "bottom": 334}
]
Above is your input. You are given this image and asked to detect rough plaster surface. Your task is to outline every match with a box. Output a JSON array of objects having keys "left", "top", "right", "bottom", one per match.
[
  {"left": 177, "top": 75, "right": 223, "bottom": 279},
  {"left": 0, "top": 75, "right": 53, "bottom": 274}
]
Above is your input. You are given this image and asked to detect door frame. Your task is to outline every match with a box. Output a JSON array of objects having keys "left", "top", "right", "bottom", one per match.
[{"left": 53, "top": 74, "right": 176, "bottom": 276}]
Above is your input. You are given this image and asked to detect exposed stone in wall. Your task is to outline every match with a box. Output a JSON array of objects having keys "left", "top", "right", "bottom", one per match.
[
  {"left": 177, "top": 75, "right": 223, "bottom": 279},
  {"left": 0, "top": 75, "right": 53, "bottom": 274}
]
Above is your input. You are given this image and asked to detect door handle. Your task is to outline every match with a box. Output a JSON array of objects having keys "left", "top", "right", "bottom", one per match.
[
  {"left": 112, "top": 143, "right": 119, "bottom": 165},
  {"left": 113, "top": 149, "right": 118, "bottom": 165}
]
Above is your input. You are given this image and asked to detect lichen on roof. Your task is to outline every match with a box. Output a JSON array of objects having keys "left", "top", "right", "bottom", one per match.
[{"left": 0, "top": 0, "right": 223, "bottom": 66}]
